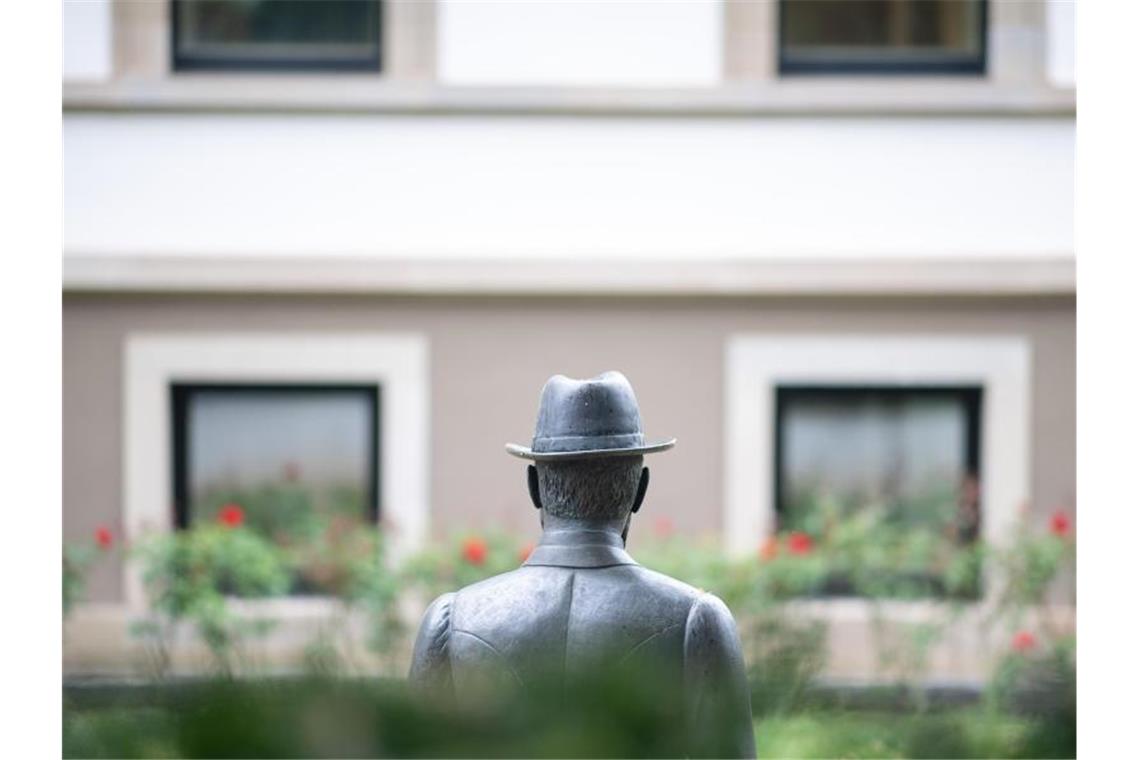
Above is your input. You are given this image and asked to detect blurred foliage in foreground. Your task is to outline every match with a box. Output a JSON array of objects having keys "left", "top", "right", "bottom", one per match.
[
  {"left": 753, "top": 708, "right": 1058, "bottom": 760},
  {"left": 63, "top": 669, "right": 1073, "bottom": 760},
  {"left": 65, "top": 672, "right": 734, "bottom": 759}
]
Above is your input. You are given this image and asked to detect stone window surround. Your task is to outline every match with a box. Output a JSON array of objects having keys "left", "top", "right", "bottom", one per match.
[
  {"left": 113, "top": 0, "right": 436, "bottom": 82},
  {"left": 724, "top": 0, "right": 1051, "bottom": 85},
  {"left": 66, "top": 0, "right": 1071, "bottom": 116},
  {"left": 723, "top": 334, "right": 1032, "bottom": 607},
  {"left": 122, "top": 332, "right": 430, "bottom": 612}
]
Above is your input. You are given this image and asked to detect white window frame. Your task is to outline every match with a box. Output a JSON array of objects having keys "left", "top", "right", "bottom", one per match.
[
  {"left": 724, "top": 334, "right": 1031, "bottom": 605},
  {"left": 123, "top": 332, "right": 430, "bottom": 611}
]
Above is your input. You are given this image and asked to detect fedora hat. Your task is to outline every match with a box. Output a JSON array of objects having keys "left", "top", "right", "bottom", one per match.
[{"left": 506, "top": 371, "right": 675, "bottom": 461}]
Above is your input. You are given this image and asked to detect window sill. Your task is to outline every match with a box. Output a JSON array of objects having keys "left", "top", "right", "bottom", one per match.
[{"left": 62, "top": 77, "right": 1074, "bottom": 117}]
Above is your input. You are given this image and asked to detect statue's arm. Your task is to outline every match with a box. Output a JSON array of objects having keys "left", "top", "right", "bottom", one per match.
[
  {"left": 683, "top": 593, "right": 757, "bottom": 759},
  {"left": 408, "top": 592, "right": 455, "bottom": 699}
]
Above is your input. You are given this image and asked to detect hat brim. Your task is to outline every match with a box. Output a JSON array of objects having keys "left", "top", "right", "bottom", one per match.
[{"left": 505, "top": 438, "right": 676, "bottom": 461}]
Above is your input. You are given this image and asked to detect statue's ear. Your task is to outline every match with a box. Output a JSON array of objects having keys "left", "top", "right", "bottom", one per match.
[
  {"left": 631, "top": 467, "right": 650, "bottom": 513},
  {"left": 527, "top": 465, "right": 542, "bottom": 510}
]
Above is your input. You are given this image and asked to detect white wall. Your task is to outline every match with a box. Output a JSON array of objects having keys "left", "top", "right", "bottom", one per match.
[
  {"left": 438, "top": 0, "right": 722, "bottom": 86},
  {"left": 63, "top": 114, "right": 1073, "bottom": 260},
  {"left": 63, "top": 0, "right": 111, "bottom": 82},
  {"left": 1047, "top": 0, "right": 1076, "bottom": 88}
]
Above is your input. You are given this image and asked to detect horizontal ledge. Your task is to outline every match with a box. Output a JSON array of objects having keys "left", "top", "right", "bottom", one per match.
[
  {"left": 63, "top": 255, "right": 1076, "bottom": 297},
  {"left": 62, "top": 79, "right": 1075, "bottom": 118}
]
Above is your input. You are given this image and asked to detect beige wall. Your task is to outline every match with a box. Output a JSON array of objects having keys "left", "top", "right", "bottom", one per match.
[{"left": 63, "top": 293, "right": 1076, "bottom": 602}]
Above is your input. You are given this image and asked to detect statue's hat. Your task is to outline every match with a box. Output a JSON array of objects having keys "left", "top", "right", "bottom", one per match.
[{"left": 506, "top": 371, "right": 675, "bottom": 461}]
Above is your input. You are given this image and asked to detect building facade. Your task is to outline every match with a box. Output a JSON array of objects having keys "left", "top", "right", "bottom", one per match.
[{"left": 63, "top": 1, "right": 1075, "bottom": 679}]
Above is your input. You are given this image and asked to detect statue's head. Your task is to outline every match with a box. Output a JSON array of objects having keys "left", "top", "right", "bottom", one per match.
[{"left": 506, "top": 372, "right": 674, "bottom": 535}]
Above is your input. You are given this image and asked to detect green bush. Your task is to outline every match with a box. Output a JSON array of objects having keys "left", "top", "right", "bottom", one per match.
[
  {"left": 64, "top": 673, "right": 744, "bottom": 759},
  {"left": 745, "top": 615, "right": 828, "bottom": 716},
  {"left": 64, "top": 679, "right": 1077, "bottom": 760},
  {"left": 131, "top": 523, "right": 290, "bottom": 675},
  {"left": 64, "top": 525, "right": 116, "bottom": 617},
  {"left": 987, "top": 637, "right": 1076, "bottom": 758}
]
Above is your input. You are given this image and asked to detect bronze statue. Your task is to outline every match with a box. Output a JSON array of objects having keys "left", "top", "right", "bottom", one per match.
[{"left": 409, "top": 372, "right": 756, "bottom": 757}]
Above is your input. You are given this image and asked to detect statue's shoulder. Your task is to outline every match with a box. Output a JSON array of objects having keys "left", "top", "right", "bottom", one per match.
[
  {"left": 624, "top": 565, "right": 744, "bottom": 635},
  {"left": 626, "top": 564, "right": 716, "bottom": 607},
  {"left": 450, "top": 566, "right": 541, "bottom": 615},
  {"left": 408, "top": 591, "right": 456, "bottom": 688},
  {"left": 415, "top": 590, "right": 456, "bottom": 643}
]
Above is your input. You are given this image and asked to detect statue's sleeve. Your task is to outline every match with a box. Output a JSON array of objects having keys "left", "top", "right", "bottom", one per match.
[
  {"left": 683, "top": 593, "right": 757, "bottom": 758},
  {"left": 408, "top": 592, "right": 455, "bottom": 699}
]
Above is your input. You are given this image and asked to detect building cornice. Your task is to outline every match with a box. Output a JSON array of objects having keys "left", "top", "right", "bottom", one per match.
[
  {"left": 62, "top": 80, "right": 1075, "bottom": 118},
  {"left": 62, "top": 255, "right": 1076, "bottom": 297}
]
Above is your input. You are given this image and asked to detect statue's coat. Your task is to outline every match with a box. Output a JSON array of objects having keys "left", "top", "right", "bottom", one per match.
[{"left": 409, "top": 528, "right": 756, "bottom": 757}]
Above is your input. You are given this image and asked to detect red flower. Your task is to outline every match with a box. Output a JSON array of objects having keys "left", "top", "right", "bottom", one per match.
[
  {"left": 653, "top": 515, "right": 675, "bottom": 539},
  {"left": 94, "top": 525, "right": 113, "bottom": 550},
  {"left": 462, "top": 537, "right": 488, "bottom": 566},
  {"left": 759, "top": 536, "right": 780, "bottom": 562},
  {"left": 1049, "top": 510, "right": 1071, "bottom": 538},
  {"left": 1012, "top": 630, "right": 1037, "bottom": 653},
  {"left": 518, "top": 543, "right": 535, "bottom": 564},
  {"left": 787, "top": 531, "right": 814, "bottom": 556},
  {"left": 218, "top": 503, "right": 245, "bottom": 528}
]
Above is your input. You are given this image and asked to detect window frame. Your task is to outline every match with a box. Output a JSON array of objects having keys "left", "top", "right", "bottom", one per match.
[
  {"left": 170, "top": 381, "right": 382, "bottom": 531},
  {"left": 773, "top": 384, "right": 982, "bottom": 532},
  {"left": 170, "top": 0, "right": 384, "bottom": 73},
  {"left": 723, "top": 334, "right": 1030, "bottom": 572},
  {"left": 123, "top": 332, "right": 429, "bottom": 611},
  {"left": 773, "top": 383, "right": 985, "bottom": 599},
  {"left": 777, "top": 0, "right": 989, "bottom": 76}
]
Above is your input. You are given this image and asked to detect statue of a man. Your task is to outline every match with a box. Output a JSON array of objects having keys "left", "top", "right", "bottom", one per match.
[{"left": 409, "top": 372, "right": 755, "bottom": 757}]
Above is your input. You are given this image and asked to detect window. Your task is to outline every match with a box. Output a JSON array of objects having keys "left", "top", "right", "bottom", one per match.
[
  {"left": 172, "top": 0, "right": 382, "bottom": 72},
  {"left": 172, "top": 383, "right": 380, "bottom": 594},
  {"left": 775, "top": 385, "right": 982, "bottom": 597},
  {"left": 779, "top": 0, "right": 987, "bottom": 75}
]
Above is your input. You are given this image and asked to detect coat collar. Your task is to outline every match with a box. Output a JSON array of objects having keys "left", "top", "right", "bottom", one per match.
[{"left": 523, "top": 528, "right": 638, "bottom": 569}]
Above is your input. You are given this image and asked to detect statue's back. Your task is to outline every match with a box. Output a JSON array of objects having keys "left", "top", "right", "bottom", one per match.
[
  {"left": 440, "top": 563, "right": 700, "bottom": 691},
  {"left": 410, "top": 532, "right": 756, "bottom": 757}
]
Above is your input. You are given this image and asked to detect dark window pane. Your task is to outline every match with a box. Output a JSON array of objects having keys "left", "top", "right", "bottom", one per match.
[
  {"left": 775, "top": 386, "right": 982, "bottom": 598},
  {"left": 172, "top": 383, "right": 380, "bottom": 595},
  {"left": 780, "top": 0, "right": 986, "bottom": 74},
  {"left": 173, "top": 1, "right": 382, "bottom": 72}
]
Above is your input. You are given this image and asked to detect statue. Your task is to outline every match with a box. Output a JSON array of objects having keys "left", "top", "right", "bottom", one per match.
[{"left": 409, "top": 372, "right": 756, "bottom": 757}]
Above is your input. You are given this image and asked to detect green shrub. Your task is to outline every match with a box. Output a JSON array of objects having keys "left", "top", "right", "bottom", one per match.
[
  {"left": 745, "top": 614, "right": 828, "bottom": 716},
  {"left": 131, "top": 523, "right": 290, "bottom": 676},
  {"left": 64, "top": 673, "right": 744, "bottom": 759},
  {"left": 987, "top": 637, "right": 1076, "bottom": 758},
  {"left": 63, "top": 525, "right": 116, "bottom": 616}
]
